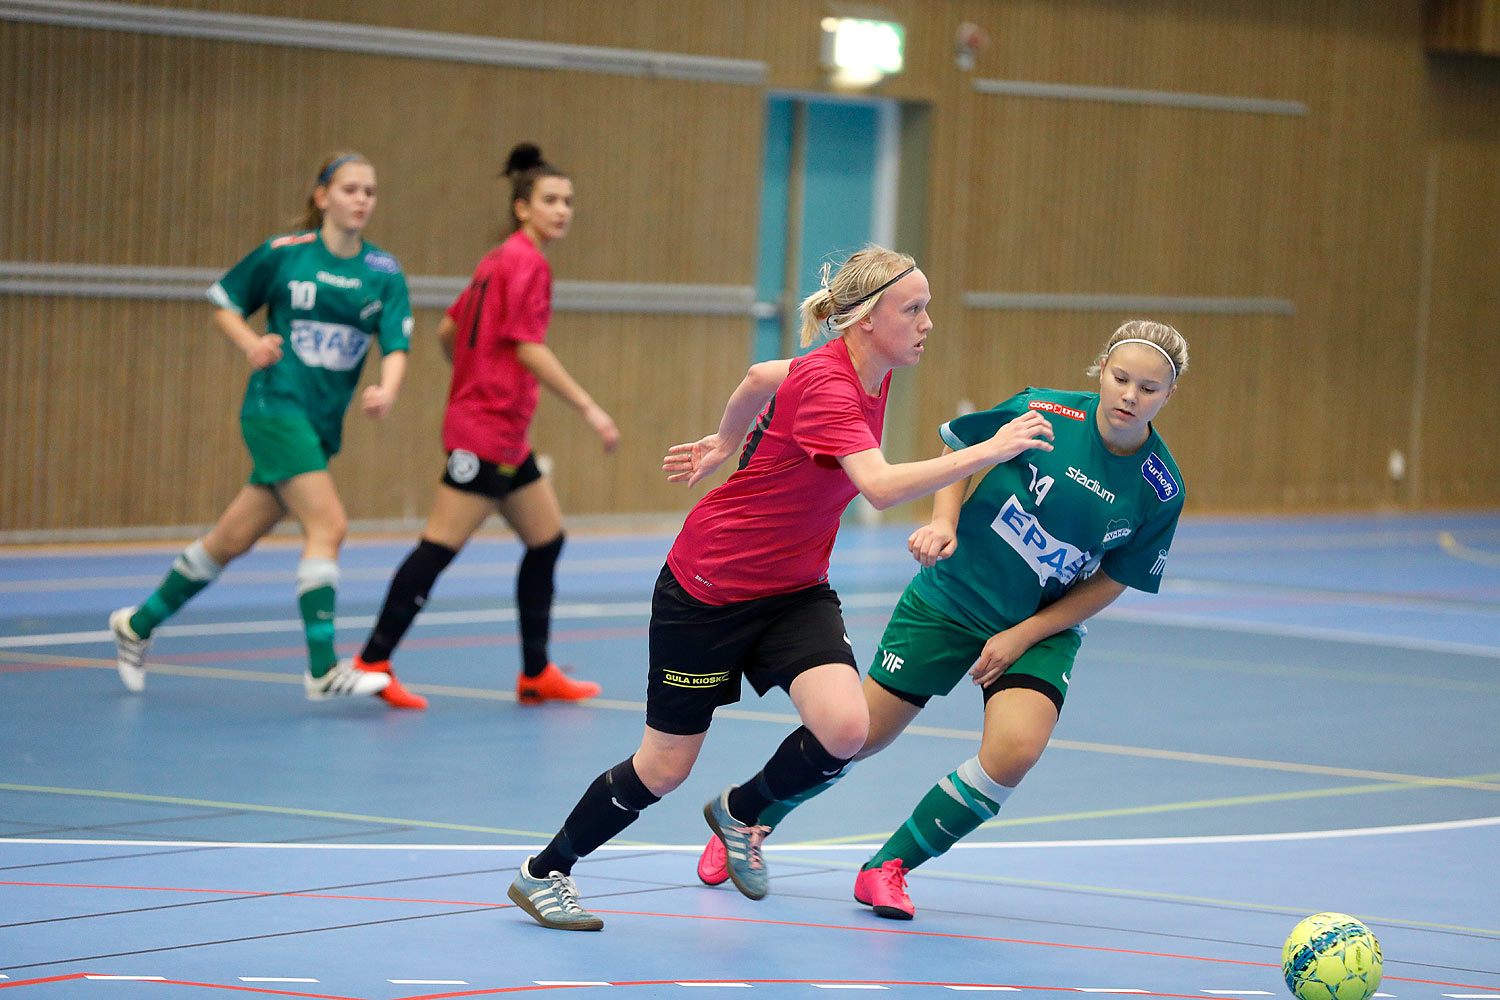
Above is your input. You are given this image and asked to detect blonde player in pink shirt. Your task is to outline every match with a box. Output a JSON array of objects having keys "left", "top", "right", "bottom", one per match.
[{"left": 507, "top": 245, "right": 1056, "bottom": 931}]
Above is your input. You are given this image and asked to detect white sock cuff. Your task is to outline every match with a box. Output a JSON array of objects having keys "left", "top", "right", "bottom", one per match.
[
  {"left": 957, "top": 756, "right": 1014, "bottom": 809},
  {"left": 296, "top": 557, "right": 340, "bottom": 595},
  {"left": 173, "top": 539, "right": 223, "bottom": 582}
]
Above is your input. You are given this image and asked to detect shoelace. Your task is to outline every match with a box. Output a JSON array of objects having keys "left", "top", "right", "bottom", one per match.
[
  {"left": 743, "top": 824, "right": 771, "bottom": 871},
  {"left": 878, "top": 862, "right": 909, "bottom": 893},
  {"left": 547, "top": 872, "right": 587, "bottom": 913}
]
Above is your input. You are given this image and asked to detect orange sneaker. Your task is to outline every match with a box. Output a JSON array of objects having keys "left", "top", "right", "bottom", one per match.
[
  {"left": 353, "top": 655, "right": 428, "bottom": 710},
  {"left": 517, "top": 663, "right": 601, "bottom": 704}
]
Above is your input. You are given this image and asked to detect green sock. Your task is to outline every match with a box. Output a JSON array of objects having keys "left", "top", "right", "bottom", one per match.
[
  {"left": 867, "top": 758, "right": 1011, "bottom": 871},
  {"left": 299, "top": 584, "right": 338, "bottom": 678},
  {"left": 130, "top": 541, "right": 221, "bottom": 638},
  {"left": 758, "top": 769, "right": 849, "bottom": 832}
]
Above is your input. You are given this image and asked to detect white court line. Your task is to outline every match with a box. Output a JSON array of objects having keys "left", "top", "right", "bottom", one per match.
[
  {"left": 676, "top": 984, "right": 753, "bottom": 989},
  {"left": 4, "top": 814, "right": 1496, "bottom": 851},
  {"left": 390, "top": 982, "right": 469, "bottom": 986},
  {"left": 945, "top": 989, "right": 1020, "bottom": 993},
  {"left": 1072, "top": 990, "right": 1147, "bottom": 994},
  {"left": 1202, "top": 992, "right": 1274, "bottom": 995},
  {"left": 239, "top": 978, "right": 318, "bottom": 983},
  {"left": 535, "top": 983, "right": 611, "bottom": 987},
  {"left": 84, "top": 975, "right": 166, "bottom": 981},
  {"left": 812, "top": 987, "right": 888, "bottom": 991},
  {"left": 1442, "top": 995, "right": 1500, "bottom": 998},
  {"left": 5, "top": 590, "right": 1499, "bottom": 661}
]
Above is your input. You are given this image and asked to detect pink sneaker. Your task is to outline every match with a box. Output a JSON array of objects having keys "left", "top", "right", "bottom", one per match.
[
  {"left": 697, "top": 835, "right": 729, "bottom": 886},
  {"left": 853, "top": 859, "right": 914, "bottom": 920}
]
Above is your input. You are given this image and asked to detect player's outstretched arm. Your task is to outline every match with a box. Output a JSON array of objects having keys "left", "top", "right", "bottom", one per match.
[
  {"left": 663, "top": 359, "right": 792, "bottom": 487},
  {"left": 841, "top": 412, "right": 1054, "bottom": 511}
]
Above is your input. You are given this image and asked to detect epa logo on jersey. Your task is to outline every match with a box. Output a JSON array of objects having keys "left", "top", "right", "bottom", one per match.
[
  {"left": 288, "top": 320, "right": 371, "bottom": 371},
  {"left": 991, "top": 495, "right": 1090, "bottom": 587}
]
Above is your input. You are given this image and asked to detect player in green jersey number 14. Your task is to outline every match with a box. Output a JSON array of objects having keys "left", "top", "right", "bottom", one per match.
[
  {"left": 109, "top": 152, "right": 412, "bottom": 704},
  {"left": 696, "top": 319, "right": 1191, "bottom": 919}
]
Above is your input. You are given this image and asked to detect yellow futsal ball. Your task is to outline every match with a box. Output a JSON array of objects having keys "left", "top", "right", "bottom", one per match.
[{"left": 1282, "top": 912, "right": 1384, "bottom": 1000}]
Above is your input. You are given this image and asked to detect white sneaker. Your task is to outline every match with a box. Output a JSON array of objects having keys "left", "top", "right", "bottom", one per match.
[
  {"left": 109, "top": 607, "right": 150, "bottom": 693},
  {"left": 303, "top": 657, "right": 391, "bottom": 701}
]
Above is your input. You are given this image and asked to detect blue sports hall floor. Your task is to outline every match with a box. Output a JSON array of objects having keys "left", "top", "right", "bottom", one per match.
[{"left": 1, "top": 511, "right": 1497, "bottom": 999}]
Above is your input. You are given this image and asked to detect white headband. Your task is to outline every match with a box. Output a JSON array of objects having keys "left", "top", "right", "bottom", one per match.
[{"left": 1106, "top": 338, "right": 1178, "bottom": 380}]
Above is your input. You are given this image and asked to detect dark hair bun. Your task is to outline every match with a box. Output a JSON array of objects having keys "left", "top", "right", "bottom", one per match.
[{"left": 504, "top": 142, "right": 545, "bottom": 177}]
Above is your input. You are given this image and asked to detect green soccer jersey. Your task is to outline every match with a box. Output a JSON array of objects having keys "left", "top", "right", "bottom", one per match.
[
  {"left": 208, "top": 231, "right": 413, "bottom": 453},
  {"left": 911, "top": 387, "right": 1185, "bottom": 635}
]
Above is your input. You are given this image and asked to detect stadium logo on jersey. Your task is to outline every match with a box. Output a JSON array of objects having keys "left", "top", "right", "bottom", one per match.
[
  {"left": 1066, "top": 466, "right": 1115, "bottom": 504},
  {"left": 991, "top": 494, "right": 1090, "bottom": 587},
  {"left": 1029, "top": 400, "right": 1086, "bottom": 421},
  {"left": 316, "top": 270, "right": 362, "bottom": 290},
  {"left": 1102, "top": 519, "right": 1132, "bottom": 546},
  {"left": 287, "top": 320, "right": 371, "bottom": 371},
  {"left": 270, "top": 232, "right": 318, "bottom": 249},
  {"left": 446, "top": 450, "right": 480, "bottom": 484},
  {"left": 363, "top": 251, "right": 399, "bottom": 273},
  {"left": 1141, "top": 453, "right": 1179, "bottom": 501},
  {"left": 1151, "top": 549, "right": 1169, "bottom": 576}
]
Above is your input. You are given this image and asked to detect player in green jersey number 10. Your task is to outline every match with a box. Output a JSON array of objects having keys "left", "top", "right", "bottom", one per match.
[
  {"left": 109, "top": 152, "right": 413, "bottom": 704},
  {"left": 696, "top": 319, "right": 1192, "bottom": 920}
]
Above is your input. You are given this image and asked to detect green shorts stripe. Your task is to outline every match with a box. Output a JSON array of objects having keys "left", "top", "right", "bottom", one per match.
[
  {"left": 868, "top": 582, "right": 1080, "bottom": 705},
  {"left": 241, "top": 415, "right": 333, "bottom": 485}
]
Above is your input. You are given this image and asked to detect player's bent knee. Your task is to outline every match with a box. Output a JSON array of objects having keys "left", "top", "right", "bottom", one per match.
[
  {"left": 977, "top": 738, "right": 1045, "bottom": 787},
  {"left": 811, "top": 713, "right": 868, "bottom": 760}
]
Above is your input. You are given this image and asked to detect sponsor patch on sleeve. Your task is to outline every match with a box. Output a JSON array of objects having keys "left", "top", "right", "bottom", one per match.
[
  {"left": 1028, "top": 399, "right": 1086, "bottom": 421},
  {"left": 1141, "top": 452, "right": 1180, "bottom": 501},
  {"left": 363, "top": 251, "right": 399, "bottom": 273},
  {"left": 269, "top": 232, "right": 317, "bottom": 249}
]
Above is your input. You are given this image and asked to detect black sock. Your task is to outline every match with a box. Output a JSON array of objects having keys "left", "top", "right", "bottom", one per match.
[
  {"left": 727, "top": 726, "right": 851, "bottom": 825},
  {"left": 361, "top": 538, "right": 457, "bottom": 662},
  {"left": 517, "top": 533, "right": 564, "bottom": 678},
  {"left": 532, "top": 756, "right": 659, "bottom": 876}
]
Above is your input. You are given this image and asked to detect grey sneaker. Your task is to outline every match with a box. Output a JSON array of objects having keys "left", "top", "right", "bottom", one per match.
[
  {"left": 109, "top": 607, "right": 150, "bottom": 693},
  {"left": 704, "top": 788, "right": 770, "bottom": 900},
  {"left": 303, "top": 658, "right": 390, "bottom": 701},
  {"left": 507, "top": 856, "right": 604, "bottom": 931}
]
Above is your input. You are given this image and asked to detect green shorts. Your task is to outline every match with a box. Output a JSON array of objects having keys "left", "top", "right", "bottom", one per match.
[
  {"left": 241, "top": 415, "right": 334, "bottom": 485},
  {"left": 867, "top": 582, "right": 1080, "bottom": 712}
]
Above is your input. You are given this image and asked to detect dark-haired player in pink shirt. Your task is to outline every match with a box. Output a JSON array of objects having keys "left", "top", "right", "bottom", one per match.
[
  {"left": 508, "top": 245, "right": 1056, "bottom": 931},
  {"left": 352, "top": 143, "right": 618, "bottom": 709}
]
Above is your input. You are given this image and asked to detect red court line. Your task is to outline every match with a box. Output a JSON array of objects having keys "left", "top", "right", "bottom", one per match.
[
  {"left": 8, "top": 884, "right": 1494, "bottom": 992},
  {"left": 0, "top": 976, "right": 363, "bottom": 998}
]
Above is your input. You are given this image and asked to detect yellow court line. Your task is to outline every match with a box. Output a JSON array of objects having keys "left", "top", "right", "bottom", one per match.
[
  {"left": 799, "top": 771, "right": 1500, "bottom": 846},
  {"left": 770, "top": 854, "right": 1500, "bottom": 938},
  {"left": 1440, "top": 530, "right": 1500, "bottom": 567}
]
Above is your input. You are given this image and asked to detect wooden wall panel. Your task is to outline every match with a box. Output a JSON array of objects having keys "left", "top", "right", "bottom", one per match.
[
  {"left": 4, "top": 0, "right": 1498, "bottom": 536},
  {"left": 1419, "top": 57, "right": 1500, "bottom": 506}
]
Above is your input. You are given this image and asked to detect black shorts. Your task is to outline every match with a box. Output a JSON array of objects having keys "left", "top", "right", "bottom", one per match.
[
  {"left": 646, "top": 564, "right": 859, "bottom": 736},
  {"left": 440, "top": 450, "right": 543, "bottom": 499}
]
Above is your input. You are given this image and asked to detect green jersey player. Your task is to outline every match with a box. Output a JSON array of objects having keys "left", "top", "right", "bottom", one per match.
[
  {"left": 696, "top": 319, "right": 1190, "bottom": 920},
  {"left": 109, "top": 152, "right": 411, "bottom": 703}
]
